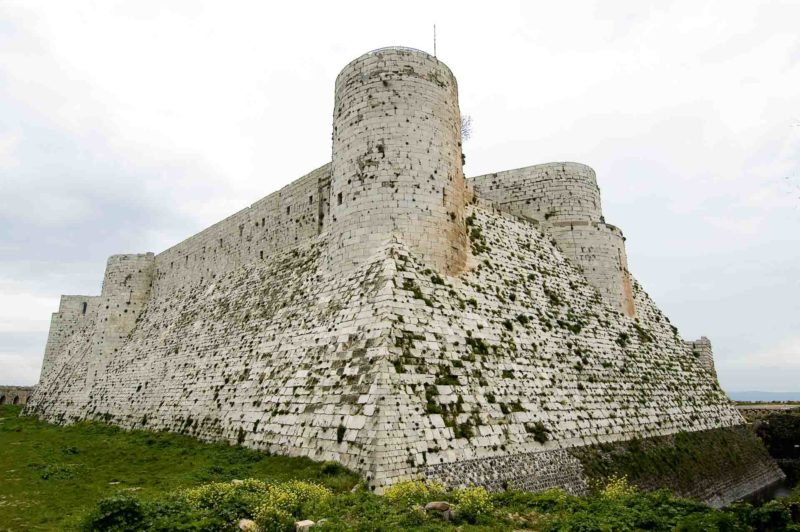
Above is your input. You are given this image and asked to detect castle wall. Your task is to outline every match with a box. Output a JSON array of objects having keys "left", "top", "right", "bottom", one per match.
[
  {"left": 92, "top": 253, "right": 155, "bottom": 359},
  {"left": 41, "top": 295, "right": 100, "bottom": 378},
  {"left": 469, "top": 163, "right": 635, "bottom": 316},
  {"left": 469, "top": 162, "right": 602, "bottom": 224},
  {"left": 328, "top": 47, "right": 467, "bottom": 275},
  {"left": 685, "top": 337, "right": 716, "bottom": 376},
  {"left": 152, "top": 164, "right": 330, "bottom": 297},
  {"left": 0, "top": 386, "right": 35, "bottom": 405},
  {"left": 548, "top": 222, "right": 635, "bottom": 317}
]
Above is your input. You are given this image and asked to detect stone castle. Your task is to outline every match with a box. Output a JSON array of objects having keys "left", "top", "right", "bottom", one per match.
[{"left": 26, "top": 47, "right": 782, "bottom": 503}]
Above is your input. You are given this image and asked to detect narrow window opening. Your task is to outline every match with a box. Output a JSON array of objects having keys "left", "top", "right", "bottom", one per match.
[
  {"left": 337, "top": 192, "right": 343, "bottom": 206},
  {"left": 309, "top": 195, "right": 313, "bottom": 204},
  {"left": 262, "top": 217, "right": 265, "bottom": 227},
  {"left": 82, "top": 302, "right": 87, "bottom": 315},
  {"left": 286, "top": 206, "right": 291, "bottom": 215},
  {"left": 260, "top": 250, "right": 264, "bottom": 260}
]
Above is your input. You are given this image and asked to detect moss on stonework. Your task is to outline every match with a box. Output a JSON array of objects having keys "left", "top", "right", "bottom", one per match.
[{"left": 569, "top": 425, "right": 778, "bottom": 498}]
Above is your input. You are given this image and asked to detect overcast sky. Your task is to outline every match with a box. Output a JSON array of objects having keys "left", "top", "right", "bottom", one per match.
[{"left": 1, "top": 1, "right": 797, "bottom": 392}]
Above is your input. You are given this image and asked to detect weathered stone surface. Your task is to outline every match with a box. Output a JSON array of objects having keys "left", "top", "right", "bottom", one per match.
[
  {"left": 424, "top": 501, "right": 450, "bottom": 511},
  {"left": 238, "top": 518, "right": 258, "bottom": 531},
  {"left": 24, "top": 46, "right": 782, "bottom": 503},
  {"left": 294, "top": 520, "right": 314, "bottom": 531}
]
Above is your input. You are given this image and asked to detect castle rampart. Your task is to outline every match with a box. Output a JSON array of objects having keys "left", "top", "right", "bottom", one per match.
[
  {"left": 41, "top": 295, "right": 100, "bottom": 378},
  {"left": 469, "top": 162, "right": 635, "bottom": 316},
  {"left": 92, "top": 253, "right": 155, "bottom": 359},
  {"left": 152, "top": 164, "right": 330, "bottom": 297},
  {"left": 328, "top": 47, "right": 467, "bottom": 275},
  {"left": 685, "top": 336, "right": 716, "bottom": 376}
]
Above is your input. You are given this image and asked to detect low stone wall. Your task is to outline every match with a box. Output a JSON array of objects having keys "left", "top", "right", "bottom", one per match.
[
  {"left": 569, "top": 425, "right": 785, "bottom": 507},
  {"left": 0, "top": 386, "right": 35, "bottom": 405},
  {"left": 424, "top": 448, "right": 588, "bottom": 495},
  {"left": 738, "top": 404, "right": 799, "bottom": 422},
  {"left": 424, "top": 425, "right": 783, "bottom": 507}
]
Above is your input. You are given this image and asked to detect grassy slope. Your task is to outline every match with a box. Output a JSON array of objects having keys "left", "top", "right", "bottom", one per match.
[
  {"left": 0, "top": 406, "right": 357, "bottom": 531},
  {"left": 570, "top": 425, "right": 778, "bottom": 497},
  {"left": 3, "top": 405, "right": 800, "bottom": 532}
]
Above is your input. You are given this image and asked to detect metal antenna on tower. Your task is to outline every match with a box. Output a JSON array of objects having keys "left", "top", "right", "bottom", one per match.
[{"left": 433, "top": 24, "right": 437, "bottom": 57}]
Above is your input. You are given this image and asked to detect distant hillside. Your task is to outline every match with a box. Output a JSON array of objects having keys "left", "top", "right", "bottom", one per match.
[{"left": 728, "top": 390, "right": 800, "bottom": 402}]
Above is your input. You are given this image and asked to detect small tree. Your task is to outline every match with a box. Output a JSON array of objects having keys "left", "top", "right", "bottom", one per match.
[{"left": 460, "top": 115, "right": 473, "bottom": 141}]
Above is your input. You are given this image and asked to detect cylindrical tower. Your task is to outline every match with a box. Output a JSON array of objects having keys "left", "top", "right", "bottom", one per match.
[
  {"left": 469, "top": 162, "right": 636, "bottom": 317},
  {"left": 328, "top": 47, "right": 467, "bottom": 275}
]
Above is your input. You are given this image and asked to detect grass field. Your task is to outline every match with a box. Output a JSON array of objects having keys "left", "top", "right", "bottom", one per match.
[
  {"left": 2, "top": 404, "right": 799, "bottom": 531},
  {"left": 0, "top": 405, "right": 357, "bottom": 530}
]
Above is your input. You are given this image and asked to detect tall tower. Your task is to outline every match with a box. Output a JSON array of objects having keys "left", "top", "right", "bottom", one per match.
[
  {"left": 470, "top": 162, "right": 636, "bottom": 317},
  {"left": 328, "top": 47, "right": 467, "bottom": 275},
  {"left": 91, "top": 253, "right": 155, "bottom": 359}
]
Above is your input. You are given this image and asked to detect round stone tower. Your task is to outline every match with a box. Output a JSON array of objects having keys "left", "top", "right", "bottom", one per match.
[{"left": 328, "top": 47, "right": 467, "bottom": 275}]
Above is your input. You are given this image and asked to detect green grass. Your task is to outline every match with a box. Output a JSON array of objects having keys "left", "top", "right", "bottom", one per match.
[
  {"left": 2, "top": 405, "right": 800, "bottom": 531},
  {"left": 0, "top": 405, "right": 357, "bottom": 530},
  {"left": 570, "top": 425, "right": 777, "bottom": 497}
]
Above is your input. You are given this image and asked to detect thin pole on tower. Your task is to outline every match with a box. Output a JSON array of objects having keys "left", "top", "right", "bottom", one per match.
[{"left": 433, "top": 24, "right": 437, "bottom": 57}]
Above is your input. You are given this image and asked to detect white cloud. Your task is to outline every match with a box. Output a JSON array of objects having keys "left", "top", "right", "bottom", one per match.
[
  {"left": 727, "top": 336, "right": 800, "bottom": 369},
  {"left": 0, "top": 133, "right": 20, "bottom": 171},
  {"left": 0, "top": 280, "right": 57, "bottom": 333},
  {"left": 0, "top": 0, "right": 798, "bottom": 391}
]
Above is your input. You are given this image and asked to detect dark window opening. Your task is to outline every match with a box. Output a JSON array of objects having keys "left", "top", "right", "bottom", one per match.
[
  {"left": 82, "top": 302, "right": 87, "bottom": 315},
  {"left": 337, "top": 192, "right": 343, "bottom": 206},
  {"left": 286, "top": 206, "right": 291, "bottom": 215},
  {"left": 260, "top": 250, "right": 264, "bottom": 260},
  {"left": 309, "top": 195, "right": 313, "bottom": 204}
]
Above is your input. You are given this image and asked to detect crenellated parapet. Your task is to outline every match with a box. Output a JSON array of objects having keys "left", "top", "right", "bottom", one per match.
[{"left": 469, "top": 162, "right": 635, "bottom": 317}]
